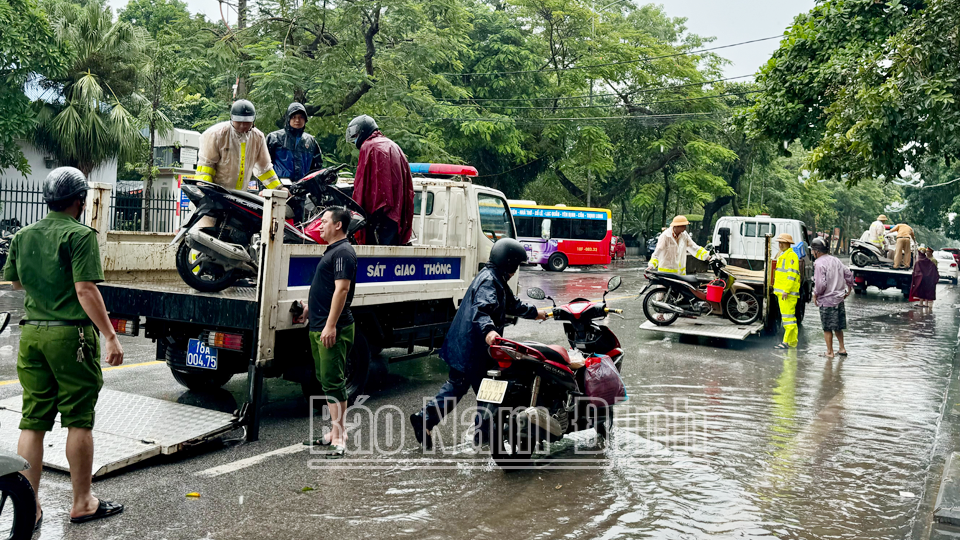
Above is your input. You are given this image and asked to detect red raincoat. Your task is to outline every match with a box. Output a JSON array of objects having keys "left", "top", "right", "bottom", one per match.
[
  {"left": 352, "top": 131, "right": 414, "bottom": 245},
  {"left": 909, "top": 256, "right": 939, "bottom": 301}
]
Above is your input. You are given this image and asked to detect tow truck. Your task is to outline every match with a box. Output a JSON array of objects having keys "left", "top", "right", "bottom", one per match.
[{"left": 0, "top": 164, "right": 518, "bottom": 476}]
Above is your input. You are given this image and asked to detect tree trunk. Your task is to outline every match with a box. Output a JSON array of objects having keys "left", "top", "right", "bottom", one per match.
[
  {"left": 661, "top": 169, "right": 670, "bottom": 229},
  {"left": 697, "top": 195, "right": 733, "bottom": 245}
]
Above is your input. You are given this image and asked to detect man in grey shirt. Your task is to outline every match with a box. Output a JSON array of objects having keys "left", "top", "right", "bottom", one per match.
[{"left": 811, "top": 238, "right": 854, "bottom": 358}]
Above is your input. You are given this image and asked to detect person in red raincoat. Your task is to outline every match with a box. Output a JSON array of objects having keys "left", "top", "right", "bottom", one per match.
[
  {"left": 909, "top": 247, "right": 939, "bottom": 307},
  {"left": 345, "top": 115, "right": 414, "bottom": 245}
]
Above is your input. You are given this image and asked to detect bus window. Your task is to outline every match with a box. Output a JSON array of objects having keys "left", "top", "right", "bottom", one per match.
[{"left": 478, "top": 194, "right": 515, "bottom": 241}]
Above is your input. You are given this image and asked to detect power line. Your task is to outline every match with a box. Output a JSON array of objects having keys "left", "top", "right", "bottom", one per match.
[
  {"left": 380, "top": 112, "right": 726, "bottom": 123},
  {"left": 438, "top": 36, "right": 782, "bottom": 77},
  {"left": 443, "top": 75, "right": 754, "bottom": 103},
  {"left": 440, "top": 90, "right": 759, "bottom": 110}
]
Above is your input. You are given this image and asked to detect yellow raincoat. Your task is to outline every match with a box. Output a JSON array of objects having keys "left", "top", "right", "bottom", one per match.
[
  {"left": 774, "top": 247, "right": 801, "bottom": 347},
  {"left": 196, "top": 121, "right": 280, "bottom": 191}
]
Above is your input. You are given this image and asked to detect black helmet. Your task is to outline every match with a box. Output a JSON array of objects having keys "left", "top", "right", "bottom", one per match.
[
  {"left": 811, "top": 238, "right": 829, "bottom": 253},
  {"left": 346, "top": 115, "right": 378, "bottom": 149},
  {"left": 285, "top": 102, "right": 308, "bottom": 135},
  {"left": 230, "top": 99, "right": 256, "bottom": 122},
  {"left": 43, "top": 167, "right": 88, "bottom": 204},
  {"left": 489, "top": 238, "right": 528, "bottom": 274}
]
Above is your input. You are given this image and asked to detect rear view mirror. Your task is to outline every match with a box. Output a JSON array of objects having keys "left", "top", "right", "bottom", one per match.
[
  {"left": 527, "top": 287, "right": 546, "bottom": 300},
  {"left": 607, "top": 276, "right": 621, "bottom": 292}
]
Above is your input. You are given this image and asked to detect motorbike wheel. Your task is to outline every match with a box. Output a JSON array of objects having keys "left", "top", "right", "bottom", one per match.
[
  {"left": 723, "top": 290, "right": 761, "bottom": 325},
  {"left": 851, "top": 250, "right": 874, "bottom": 267},
  {"left": 0, "top": 471, "right": 37, "bottom": 540},
  {"left": 490, "top": 408, "right": 534, "bottom": 470},
  {"left": 175, "top": 240, "right": 240, "bottom": 293},
  {"left": 642, "top": 286, "right": 680, "bottom": 326}
]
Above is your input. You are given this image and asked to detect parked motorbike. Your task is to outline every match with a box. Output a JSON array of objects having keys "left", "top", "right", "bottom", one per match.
[
  {"left": 0, "top": 312, "right": 38, "bottom": 540},
  {"left": 640, "top": 245, "right": 761, "bottom": 326},
  {"left": 171, "top": 165, "right": 366, "bottom": 292},
  {"left": 850, "top": 235, "right": 916, "bottom": 268},
  {"left": 480, "top": 276, "right": 625, "bottom": 469}
]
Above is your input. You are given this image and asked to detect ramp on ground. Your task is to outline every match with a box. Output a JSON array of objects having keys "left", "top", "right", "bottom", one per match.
[{"left": 640, "top": 318, "right": 763, "bottom": 340}]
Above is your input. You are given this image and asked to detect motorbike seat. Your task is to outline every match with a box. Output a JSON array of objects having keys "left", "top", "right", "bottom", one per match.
[
  {"left": 654, "top": 271, "right": 700, "bottom": 285},
  {"left": 228, "top": 189, "right": 265, "bottom": 205},
  {"left": 525, "top": 342, "right": 570, "bottom": 365}
]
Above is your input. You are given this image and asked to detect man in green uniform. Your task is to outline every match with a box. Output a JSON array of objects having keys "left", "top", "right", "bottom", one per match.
[{"left": 4, "top": 167, "right": 125, "bottom": 529}]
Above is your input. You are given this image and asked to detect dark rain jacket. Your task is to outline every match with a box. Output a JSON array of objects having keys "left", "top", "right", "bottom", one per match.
[
  {"left": 352, "top": 131, "right": 415, "bottom": 245},
  {"left": 439, "top": 265, "right": 539, "bottom": 376},
  {"left": 266, "top": 103, "right": 324, "bottom": 182}
]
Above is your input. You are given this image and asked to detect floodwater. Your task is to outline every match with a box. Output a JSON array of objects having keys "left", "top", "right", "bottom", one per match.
[{"left": 0, "top": 261, "right": 957, "bottom": 539}]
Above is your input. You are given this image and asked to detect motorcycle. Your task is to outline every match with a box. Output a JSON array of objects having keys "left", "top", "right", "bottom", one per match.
[
  {"left": 639, "top": 245, "right": 761, "bottom": 326},
  {"left": 479, "top": 276, "right": 625, "bottom": 469},
  {"left": 850, "top": 234, "right": 915, "bottom": 268},
  {"left": 171, "top": 165, "right": 367, "bottom": 292},
  {"left": 0, "top": 312, "right": 38, "bottom": 539}
]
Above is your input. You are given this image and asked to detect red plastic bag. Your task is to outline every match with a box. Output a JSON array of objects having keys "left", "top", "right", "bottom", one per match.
[{"left": 584, "top": 354, "right": 626, "bottom": 407}]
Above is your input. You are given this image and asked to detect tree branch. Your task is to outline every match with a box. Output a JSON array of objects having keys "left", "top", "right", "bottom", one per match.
[
  {"left": 306, "top": 3, "right": 379, "bottom": 117},
  {"left": 554, "top": 166, "right": 587, "bottom": 200}
]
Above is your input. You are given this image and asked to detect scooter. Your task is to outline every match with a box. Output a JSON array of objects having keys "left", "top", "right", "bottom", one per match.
[
  {"left": 480, "top": 276, "right": 625, "bottom": 469},
  {"left": 851, "top": 234, "right": 916, "bottom": 268},
  {"left": 639, "top": 245, "right": 761, "bottom": 326},
  {"left": 0, "top": 312, "right": 38, "bottom": 539},
  {"left": 171, "top": 164, "right": 367, "bottom": 292}
]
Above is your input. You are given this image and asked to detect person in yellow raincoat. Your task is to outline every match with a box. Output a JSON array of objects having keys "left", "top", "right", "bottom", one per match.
[
  {"left": 773, "top": 233, "right": 802, "bottom": 349},
  {"left": 195, "top": 100, "right": 281, "bottom": 192},
  {"left": 647, "top": 215, "right": 710, "bottom": 275}
]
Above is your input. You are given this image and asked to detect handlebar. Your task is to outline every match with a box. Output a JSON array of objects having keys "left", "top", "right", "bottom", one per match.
[{"left": 605, "top": 308, "right": 623, "bottom": 314}]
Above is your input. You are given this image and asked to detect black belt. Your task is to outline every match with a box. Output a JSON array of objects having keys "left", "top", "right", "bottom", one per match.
[{"left": 19, "top": 319, "right": 93, "bottom": 327}]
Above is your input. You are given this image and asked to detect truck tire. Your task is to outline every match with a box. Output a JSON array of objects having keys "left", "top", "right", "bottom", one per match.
[
  {"left": 301, "top": 330, "right": 370, "bottom": 407},
  {"left": 954, "top": 277, "right": 958, "bottom": 285},
  {"left": 176, "top": 241, "right": 239, "bottom": 293},
  {"left": 795, "top": 297, "right": 806, "bottom": 325},
  {"left": 642, "top": 287, "right": 679, "bottom": 326},
  {"left": 0, "top": 471, "right": 37, "bottom": 540},
  {"left": 164, "top": 341, "right": 235, "bottom": 390},
  {"left": 546, "top": 253, "right": 568, "bottom": 272},
  {"left": 854, "top": 287, "right": 866, "bottom": 295}
]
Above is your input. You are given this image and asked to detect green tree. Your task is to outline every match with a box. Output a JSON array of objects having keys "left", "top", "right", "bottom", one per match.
[
  {"left": 0, "top": 0, "right": 68, "bottom": 174},
  {"left": 33, "top": 0, "right": 148, "bottom": 175},
  {"left": 118, "top": 0, "right": 190, "bottom": 38}
]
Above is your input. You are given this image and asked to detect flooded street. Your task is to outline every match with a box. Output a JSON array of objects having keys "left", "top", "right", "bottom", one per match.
[{"left": 0, "top": 259, "right": 958, "bottom": 539}]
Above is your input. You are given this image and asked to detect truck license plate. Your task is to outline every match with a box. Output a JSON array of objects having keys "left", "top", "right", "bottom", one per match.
[
  {"left": 186, "top": 339, "right": 218, "bottom": 370},
  {"left": 476, "top": 378, "right": 508, "bottom": 404}
]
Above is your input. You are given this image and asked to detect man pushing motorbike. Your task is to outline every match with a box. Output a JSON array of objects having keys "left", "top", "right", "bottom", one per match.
[{"left": 409, "top": 238, "right": 547, "bottom": 450}]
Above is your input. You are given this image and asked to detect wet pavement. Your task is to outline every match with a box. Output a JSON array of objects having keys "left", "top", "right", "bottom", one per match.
[{"left": 0, "top": 258, "right": 958, "bottom": 539}]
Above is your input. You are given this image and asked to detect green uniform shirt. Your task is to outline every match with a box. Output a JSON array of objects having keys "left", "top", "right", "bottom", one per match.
[{"left": 3, "top": 211, "right": 104, "bottom": 321}]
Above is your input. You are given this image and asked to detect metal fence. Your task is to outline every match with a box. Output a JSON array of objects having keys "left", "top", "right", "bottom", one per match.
[{"left": 0, "top": 178, "right": 180, "bottom": 233}]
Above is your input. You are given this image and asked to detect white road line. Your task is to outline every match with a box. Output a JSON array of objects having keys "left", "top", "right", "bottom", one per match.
[{"left": 194, "top": 443, "right": 308, "bottom": 478}]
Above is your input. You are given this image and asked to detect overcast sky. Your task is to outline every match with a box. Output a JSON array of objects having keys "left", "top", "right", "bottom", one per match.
[{"left": 106, "top": 0, "right": 816, "bottom": 76}]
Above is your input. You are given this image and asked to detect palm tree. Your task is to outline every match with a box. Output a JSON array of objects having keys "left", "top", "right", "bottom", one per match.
[{"left": 32, "top": 0, "right": 147, "bottom": 176}]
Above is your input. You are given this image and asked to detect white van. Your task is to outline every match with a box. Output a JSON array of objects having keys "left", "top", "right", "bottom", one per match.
[{"left": 712, "top": 215, "right": 812, "bottom": 264}]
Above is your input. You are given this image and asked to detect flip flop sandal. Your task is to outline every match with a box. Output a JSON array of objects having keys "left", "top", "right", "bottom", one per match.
[
  {"left": 773, "top": 343, "right": 789, "bottom": 350},
  {"left": 35, "top": 510, "right": 42, "bottom": 532},
  {"left": 323, "top": 445, "right": 346, "bottom": 459},
  {"left": 70, "top": 499, "right": 124, "bottom": 524},
  {"left": 303, "top": 437, "right": 332, "bottom": 447},
  {"left": 838, "top": 351, "right": 849, "bottom": 357}
]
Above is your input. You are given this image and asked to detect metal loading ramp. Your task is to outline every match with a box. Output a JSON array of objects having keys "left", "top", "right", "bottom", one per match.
[
  {"left": 0, "top": 389, "right": 239, "bottom": 477},
  {"left": 640, "top": 318, "right": 763, "bottom": 340}
]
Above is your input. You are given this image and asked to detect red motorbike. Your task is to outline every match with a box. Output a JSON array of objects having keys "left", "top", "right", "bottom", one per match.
[{"left": 480, "top": 276, "right": 625, "bottom": 469}]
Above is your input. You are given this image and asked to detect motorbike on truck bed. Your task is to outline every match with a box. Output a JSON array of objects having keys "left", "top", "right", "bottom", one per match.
[
  {"left": 172, "top": 164, "right": 367, "bottom": 293},
  {"left": 640, "top": 245, "right": 762, "bottom": 326},
  {"left": 480, "top": 276, "right": 626, "bottom": 469}
]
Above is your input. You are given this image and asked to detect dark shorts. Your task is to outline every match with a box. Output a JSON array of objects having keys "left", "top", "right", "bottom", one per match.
[
  {"left": 17, "top": 324, "right": 102, "bottom": 431},
  {"left": 308, "top": 323, "right": 355, "bottom": 403},
  {"left": 819, "top": 303, "right": 847, "bottom": 332}
]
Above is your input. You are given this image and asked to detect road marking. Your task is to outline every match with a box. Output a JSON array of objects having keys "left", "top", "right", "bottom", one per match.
[
  {"left": 194, "top": 443, "right": 309, "bottom": 478},
  {"left": 0, "top": 360, "right": 164, "bottom": 386}
]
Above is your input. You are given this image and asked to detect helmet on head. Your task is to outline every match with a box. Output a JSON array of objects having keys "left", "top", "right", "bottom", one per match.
[
  {"left": 811, "top": 238, "right": 829, "bottom": 253},
  {"left": 230, "top": 100, "right": 256, "bottom": 123},
  {"left": 489, "top": 238, "right": 528, "bottom": 275},
  {"left": 346, "top": 115, "right": 378, "bottom": 149},
  {"left": 43, "top": 167, "right": 88, "bottom": 204}
]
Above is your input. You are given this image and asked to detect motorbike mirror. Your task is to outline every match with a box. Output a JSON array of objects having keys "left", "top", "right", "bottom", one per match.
[
  {"left": 706, "top": 242, "right": 714, "bottom": 251},
  {"left": 526, "top": 287, "right": 546, "bottom": 300},
  {"left": 606, "top": 276, "right": 622, "bottom": 293}
]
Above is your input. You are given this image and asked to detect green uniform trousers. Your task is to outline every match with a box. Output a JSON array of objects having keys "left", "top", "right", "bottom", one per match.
[
  {"left": 778, "top": 296, "right": 799, "bottom": 348},
  {"left": 17, "top": 324, "right": 102, "bottom": 431},
  {"left": 309, "top": 323, "right": 354, "bottom": 404}
]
